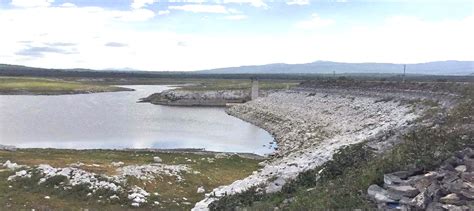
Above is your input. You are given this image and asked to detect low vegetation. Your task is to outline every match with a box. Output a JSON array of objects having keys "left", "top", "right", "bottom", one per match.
[
  {"left": 0, "top": 149, "right": 262, "bottom": 210},
  {"left": 177, "top": 79, "right": 300, "bottom": 91},
  {"left": 0, "top": 77, "right": 131, "bottom": 95}
]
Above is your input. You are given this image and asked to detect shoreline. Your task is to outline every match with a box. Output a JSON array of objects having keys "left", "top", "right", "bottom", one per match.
[
  {"left": 0, "top": 146, "right": 266, "bottom": 160},
  {"left": 193, "top": 82, "right": 459, "bottom": 210}
]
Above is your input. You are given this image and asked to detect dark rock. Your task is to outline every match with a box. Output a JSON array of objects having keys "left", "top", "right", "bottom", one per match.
[
  {"left": 441, "top": 162, "right": 456, "bottom": 171},
  {"left": 369, "top": 148, "right": 474, "bottom": 210},
  {"left": 463, "top": 156, "right": 474, "bottom": 172},
  {"left": 399, "top": 197, "right": 412, "bottom": 205},
  {"left": 442, "top": 171, "right": 461, "bottom": 184},
  {"left": 460, "top": 189, "right": 474, "bottom": 200},
  {"left": 441, "top": 157, "right": 464, "bottom": 172},
  {"left": 461, "top": 172, "right": 474, "bottom": 183},
  {"left": 441, "top": 204, "right": 469, "bottom": 211},
  {"left": 426, "top": 182, "right": 444, "bottom": 202},
  {"left": 461, "top": 148, "right": 474, "bottom": 158},
  {"left": 444, "top": 179, "right": 465, "bottom": 194},
  {"left": 440, "top": 193, "right": 465, "bottom": 206},
  {"left": 387, "top": 185, "right": 420, "bottom": 198},
  {"left": 410, "top": 173, "right": 437, "bottom": 192},
  {"left": 392, "top": 170, "right": 419, "bottom": 179},
  {"left": 426, "top": 202, "right": 444, "bottom": 211}
]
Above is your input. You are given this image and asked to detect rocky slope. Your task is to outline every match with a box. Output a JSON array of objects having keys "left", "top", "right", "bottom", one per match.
[
  {"left": 192, "top": 84, "right": 456, "bottom": 210},
  {"left": 368, "top": 148, "right": 474, "bottom": 210}
]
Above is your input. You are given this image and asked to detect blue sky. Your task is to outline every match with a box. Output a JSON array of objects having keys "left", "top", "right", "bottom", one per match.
[{"left": 0, "top": 0, "right": 473, "bottom": 71}]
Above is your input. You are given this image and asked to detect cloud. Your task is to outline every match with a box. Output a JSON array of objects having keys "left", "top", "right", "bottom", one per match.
[
  {"left": 287, "top": 0, "right": 310, "bottom": 5},
  {"left": 131, "top": 0, "right": 154, "bottom": 9},
  {"left": 1, "top": 1, "right": 473, "bottom": 71},
  {"left": 16, "top": 46, "right": 77, "bottom": 57},
  {"left": 295, "top": 13, "right": 334, "bottom": 29},
  {"left": 224, "top": 15, "right": 247, "bottom": 20},
  {"left": 60, "top": 2, "right": 76, "bottom": 8},
  {"left": 169, "top": 4, "right": 229, "bottom": 13},
  {"left": 45, "top": 42, "right": 76, "bottom": 47},
  {"left": 158, "top": 10, "right": 171, "bottom": 15},
  {"left": 105, "top": 42, "right": 128, "bottom": 47},
  {"left": 222, "top": 0, "right": 267, "bottom": 8},
  {"left": 177, "top": 41, "right": 187, "bottom": 47},
  {"left": 11, "top": 0, "right": 54, "bottom": 8},
  {"left": 113, "top": 9, "right": 155, "bottom": 21}
]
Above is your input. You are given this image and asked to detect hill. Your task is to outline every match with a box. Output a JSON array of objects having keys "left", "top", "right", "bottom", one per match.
[{"left": 197, "top": 60, "right": 474, "bottom": 75}]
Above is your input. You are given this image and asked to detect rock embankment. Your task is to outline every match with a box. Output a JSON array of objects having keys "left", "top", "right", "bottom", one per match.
[
  {"left": 368, "top": 148, "right": 474, "bottom": 210},
  {"left": 193, "top": 88, "right": 424, "bottom": 210},
  {"left": 140, "top": 89, "right": 274, "bottom": 106},
  {"left": 139, "top": 89, "right": 250, "bottom": 106}
]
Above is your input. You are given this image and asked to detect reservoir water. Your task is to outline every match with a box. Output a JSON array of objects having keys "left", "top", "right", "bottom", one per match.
[{"left": 0, "top": 85, "right": 274, "bottom": 155}]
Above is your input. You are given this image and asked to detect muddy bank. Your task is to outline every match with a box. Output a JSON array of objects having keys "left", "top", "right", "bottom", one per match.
[{"left": 192, "top": 82, "right": 459, "bottom": 210}]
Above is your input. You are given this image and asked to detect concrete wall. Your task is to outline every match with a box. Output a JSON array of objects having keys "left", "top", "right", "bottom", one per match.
[{"left": 251, "top": 79, "right": 259, "bottom": 100}]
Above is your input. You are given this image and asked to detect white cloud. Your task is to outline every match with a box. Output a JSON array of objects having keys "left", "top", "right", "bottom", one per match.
[
  {"left": 169, "top": 4, "right": 229, "bottom": 13},
  {"left": 114, "top": 9, "right": 155, "bottom": 21},
  {"left": 131, "top": 0, "right": 154, "bottom": 9},
  {"left": 287, "top": 0, "right": 309, "bottom": 5},
  {"left": 0, "top": 2, "right": 473, "bottom": 71},
  {"left": 227, "top": 8, "right": 242, "bottom": 14},
  {"left": 222, "top": 0, "right": 267, "bottom": 8},
  {"left": 295, "top": 13, "right": 334, "bottom": 29},
  {"left": 11, "top": 0, "right": 54, "bottom": 8},
  {"left": 158, "top": 10, "right": 171, "bottom": 15},
  {"left": 224, "top": 15, "right": 247, "bottom": 20},
  {"left": 60, "top": 3, "right": 76, "bottom": 8}
]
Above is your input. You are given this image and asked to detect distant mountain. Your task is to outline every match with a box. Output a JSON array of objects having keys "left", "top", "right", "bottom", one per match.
[
  {"left": 197, "top": 61, "right": 474, "bottom": 75},
  {"left": 1, "top": 61, "right": 473, "bottom": 77}
]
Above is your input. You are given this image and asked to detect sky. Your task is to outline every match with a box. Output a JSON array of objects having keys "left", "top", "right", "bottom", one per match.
[{"left": 0, "top": 0, "right": 473, "bottom": 71}]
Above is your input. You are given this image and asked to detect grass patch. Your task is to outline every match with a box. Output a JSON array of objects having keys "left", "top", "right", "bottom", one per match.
[
  {"left": 0, "top": 149, "right": 262, "bottom": 210},
  {"left": 0, "top": 77, "right": 130, "bottom": 95}
]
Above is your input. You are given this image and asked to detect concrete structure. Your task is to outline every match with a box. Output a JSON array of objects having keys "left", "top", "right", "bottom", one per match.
[{"left": 251, "top": 78, "right": 259, "bottom": 100}]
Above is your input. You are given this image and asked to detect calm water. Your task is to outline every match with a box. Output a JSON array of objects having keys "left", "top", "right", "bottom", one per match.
[{"left": 0, "top": 85, "right": 274, "bottom": 155}]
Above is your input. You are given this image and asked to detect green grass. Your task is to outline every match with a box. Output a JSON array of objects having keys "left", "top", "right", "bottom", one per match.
[
  {"left": 0, "top": 149, "right": 262, "bottom": 210},
  {"left": 0, "top": 77, "right": 130, "bottom": 95}
]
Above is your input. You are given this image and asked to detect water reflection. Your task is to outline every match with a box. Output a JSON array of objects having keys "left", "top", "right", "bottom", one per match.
[{"left": 0, "top": 85, "right": 274, "bottom": 155}]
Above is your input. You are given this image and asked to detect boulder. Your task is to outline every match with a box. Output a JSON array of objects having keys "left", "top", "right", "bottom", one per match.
[
  {"left": 368, "top": 184, "right": 396, "bottom": 203},
  {"left": 197, "top": 186, "right": 206, "bottom": 193},
  {"left": 460, "top": 189, "right": 474, "bottom": 199},
  {"left": 444, "top": 179, "right": 465, "bottom": 194},
  {"left": 386, "top": 185, "right": 420, "bottom": 198},
  {"left": 455, "top": 165, "right": 467, "bottom": 173},
  {"left": 440, "top": 193, "right": 464, "bottom": 206},
  {"left": 410, "top": 191, "right": 431, "bottom": 209},
  {"left": 463, "top": 156, "right": 474, "bottom": 172},
  {"left": 461, "top": 172, "right": 474, "bottom": 183},
  {"left": 426, "top": 202, "right": 444, "bottom": 210},
  {"left": 153, "top": 156, "right": 162, "bottom": 163},
  {"left": 384, "top": 174, "right": 403, "bottom": 185}
]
